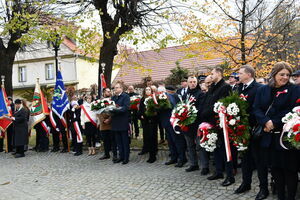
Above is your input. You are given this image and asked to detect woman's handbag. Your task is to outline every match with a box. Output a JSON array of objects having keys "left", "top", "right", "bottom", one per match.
[{"left": 252, "top": 99, "right": 275, "bottom": 139}]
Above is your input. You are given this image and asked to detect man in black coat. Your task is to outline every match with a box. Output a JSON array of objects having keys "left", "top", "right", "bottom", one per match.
[
  {"left": 198, "top": 67, "right": 233, "bottom": 186},
  {"left": 234, "top": 65, "right": 262, "bottom": 194},
  {"left": 111, "top": 82, "right": 131, "bottom": 164},
  {"left": 10, "top": 99, "right": 29, "bottom": 158},
  {"left": 183, "top": 76, "right": 205, "bottom": 172}
]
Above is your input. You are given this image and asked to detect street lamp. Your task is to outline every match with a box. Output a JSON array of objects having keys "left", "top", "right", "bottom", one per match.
[{"left": 51, "top": 33, "right": 61, "bottom": 79}]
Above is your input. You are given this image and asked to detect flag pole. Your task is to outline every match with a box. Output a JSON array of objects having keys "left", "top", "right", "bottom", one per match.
[{"left": 1, "top": 75, "right": 8, "bottom": 153}]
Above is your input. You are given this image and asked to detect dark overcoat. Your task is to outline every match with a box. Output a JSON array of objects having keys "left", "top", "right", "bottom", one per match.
[{"left": 13, "top": 107, "right": 29, "bottom": 146}]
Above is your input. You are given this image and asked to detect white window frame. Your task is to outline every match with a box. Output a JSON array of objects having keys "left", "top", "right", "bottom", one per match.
[
  {"left": 45, "top": 63, "right": 54, "bottom": 80},
  {"left": 18, "top": 66, "right": 27, "bottom": 82}
]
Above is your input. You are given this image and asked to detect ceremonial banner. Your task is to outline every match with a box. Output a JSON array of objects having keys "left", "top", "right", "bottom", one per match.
[
  {"left": 0, "top": 87, "right": 12, "bottom": 131},
  {"left": 30, "top": 79, "right": 49, "bottom": 128},
  {"left": 52, "top": 70, "right": 69, "bottom": 119},
  {"left": 99, "top": 73, "right": 107, "bottom": 98}
]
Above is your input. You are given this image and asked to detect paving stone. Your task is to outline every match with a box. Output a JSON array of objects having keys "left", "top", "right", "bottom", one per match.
[{"left": 0, "top": 150, "right": 299, "bottom": 200}]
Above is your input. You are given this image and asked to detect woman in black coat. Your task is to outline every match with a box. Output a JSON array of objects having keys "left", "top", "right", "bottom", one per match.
[
  {"left": 253, "top": 62, "right": 300, "bottom": 200},
  {"left": 10, "top": 99, "right": 29, "bottom": 158},
  {"left": 138, "top": 86, "right": 158, "bottom": 163}
]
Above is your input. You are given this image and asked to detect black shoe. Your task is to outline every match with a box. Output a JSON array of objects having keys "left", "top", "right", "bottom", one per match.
[
  {"left": 60, "top": 149, "right": 68, "bottom": 153},
  {"left": 32, "top": 147, "right": 38, "bottom": 152},
  {"left": 201, "top": 168, "right": 210, "bottom": 175},
  {"left": 221, "top": 177, "right": 235, "bottom": 186},
  {"left": 51, "top": 148, "right": 59, "bottom": 152},
  {"left": 165, "top": 160, "right": 177, "bottom": 165},
  {"left": 175, "top": 161, "right": 186, "bottom": 168},
  {"left": 207, "top": 173, "right": 224, "bottom": 180},
  {"left": 74, "top": 152, "right": 82, "bottom": 156},
  {"left": 0, "top": 149, "right": 3, "bottom": 152},
  {"left": 11, "top": 152, "right": 17, "bottom": 155},
  {"left": 255, "top": 189, "right": 269, "bottom": 200},
  {"left": 39, "top": 149, "right": 49, "bottom": 152},
  {"left": 147, "top": 157, "right": 157, "bottom": 163},
  {"left": 113, "top": 158, "right": 123, "bottom": 163},
  {"left": 99, "top": 155, "right": 110, "bottom": 160},
  {"left": 112, "top": 156, "right": 118, "bottom": 162},
  {"left": 234, "top": 183, "right": 251, "bottom": 194},
  {"left": 138, "top": 151, "right": 147, "bottom": 155},
  {"left": 14, "top": 153, "right": 25, "bottom": 158},
  {"left": 185, "top": 165, "right": 199, "bottom": 172},
  {"left": 122, "top": 160, "right": 129, "bottom": 165}
]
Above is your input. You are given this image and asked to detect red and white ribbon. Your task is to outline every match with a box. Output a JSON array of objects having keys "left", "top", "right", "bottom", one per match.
[
  {"left": 41, "top": 121, "right": 50, "bottom": 136},
  {"left": 170, "top": 113, "right": 181, "bottom": 134},
  {"left": 276, "top": 89, "right": 288, "bottom": 97},
  {"left": 61, "top": 117, "right": 67, "bottom": 128},
  {"left": 152, "top": 94, "right": 158, "bottom": 105},
  {"left": 73, "top": 121, "right": 83, "bottom": 143},
  {"left": 218, "top": 106, "right": 232, "bottom": 162},
  {"left": 197, "top": 123, "right": 213, "bottom": 143},
  {"left": 80, "top": 105, "right": 97, "bottom": 127},
  {"left": 50, "top": 110, "right": 58, "bottom": 131}
]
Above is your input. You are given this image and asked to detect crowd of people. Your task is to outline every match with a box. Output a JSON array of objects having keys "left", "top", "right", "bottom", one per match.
[{"left": 0, "top": 61, "right": 300, "bottom": 200}]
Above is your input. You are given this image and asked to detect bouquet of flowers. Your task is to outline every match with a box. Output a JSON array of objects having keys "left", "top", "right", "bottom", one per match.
[
  {"left": 157, "top": 93, "right": 171, "bottom": 110},
  {"left": 170, "top": 95, "right": 198, "bottom": 133},
  {"left": 214, "top": 92, "right": 250, "bottom": 152},
  {"left": 130, "top": 95, "right": 141, "bottom": 110},
  {"left": 91, "top": 98, "right": 116, "bottom": 114},
  {"left": 144, "top": 95, "right": 159, "bottom": 117},
  {"left": 198, "top": 122, "right": 218, "bottom": 152},
  {"left": 281, "top": 101, "right": 300, "bottom": 150}
]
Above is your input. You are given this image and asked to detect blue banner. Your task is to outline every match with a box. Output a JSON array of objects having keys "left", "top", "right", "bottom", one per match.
[
  {"left": 0, "top": 88, "right": 9, "bottom": 117},
  {"left": 52, "top": 70, "right": 69, "bottom": 118}
]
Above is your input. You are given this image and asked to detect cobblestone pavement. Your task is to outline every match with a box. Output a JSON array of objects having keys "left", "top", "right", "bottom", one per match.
[{"left": 0, "top": 150, "right": 299, "bottom": 200}]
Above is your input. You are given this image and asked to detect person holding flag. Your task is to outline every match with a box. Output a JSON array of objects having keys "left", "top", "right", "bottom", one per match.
[
  {"left": 0, "top": 79, "right": 13, "bottom": 153},
  {"left": 50, "top": 70, "right": 69, "bottom": 153},
  {"left": 29, "top": 79, "right": 50, "bottom": 152},
  {"left": 69, "top": 97, "right": 83, "bottom": 156}
]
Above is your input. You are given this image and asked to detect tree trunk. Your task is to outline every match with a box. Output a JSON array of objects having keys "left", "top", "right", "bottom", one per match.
[
  {"left": 98, "top": 37, "right": 118, "bottom": 89},
  {"left": 0, "top": 49, "right": 18, "bottom": 97}
]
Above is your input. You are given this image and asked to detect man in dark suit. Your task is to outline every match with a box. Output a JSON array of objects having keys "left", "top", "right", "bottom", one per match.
[
  {"left": 183, "top": 76, "right": 204, "bottom": 172},
  {"left": 160, "top": 86, "right": 187, "bottom": 167},
  {"left": 234, "top": 65, "right": 262, "bottom": 194},
  {"left": 176, "top": 78, "right": 188, "bottom": 97},
  {"left": 111, "top": 82, "right": 130, "bottom": 164},
  {"left": 198, "top": 67, "right": 233, "bottom": 186}
]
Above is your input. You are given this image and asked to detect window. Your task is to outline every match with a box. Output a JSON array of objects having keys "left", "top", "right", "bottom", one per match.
[
  {"left": 18, "top": 66, "right": 26, "bottom": 82},
  {"left": 45, "top": 63, "right": 54, "bottom": 80}
]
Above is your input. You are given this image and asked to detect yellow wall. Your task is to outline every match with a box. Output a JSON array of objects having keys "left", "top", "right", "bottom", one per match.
[{"left": 76, "top": 58, "right": 99, "bottom": 89}]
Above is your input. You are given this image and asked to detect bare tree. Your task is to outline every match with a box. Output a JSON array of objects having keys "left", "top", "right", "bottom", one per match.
[
  {"left": 0, "top": 0, "right": 64, "bottom": 96},
  {"left": 56, "top": 0, "right": 177, "bottom": 92},
  {"left": 182, "top": 0, "right": 298, "bottom": 66}
]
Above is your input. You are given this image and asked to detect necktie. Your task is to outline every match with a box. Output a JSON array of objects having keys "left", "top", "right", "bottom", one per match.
[{"left": 242, "top": 84, "right": 247, "bottom": 91}]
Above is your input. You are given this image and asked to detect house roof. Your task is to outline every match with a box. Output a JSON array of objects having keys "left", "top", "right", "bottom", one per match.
[{"left": 113, "top": 45, "right": 225, "bottom": 85}]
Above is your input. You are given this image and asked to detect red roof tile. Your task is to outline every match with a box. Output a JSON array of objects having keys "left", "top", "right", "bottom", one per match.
[{"left": 113, "top": 45, "right": 225, "bottom": 85}]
